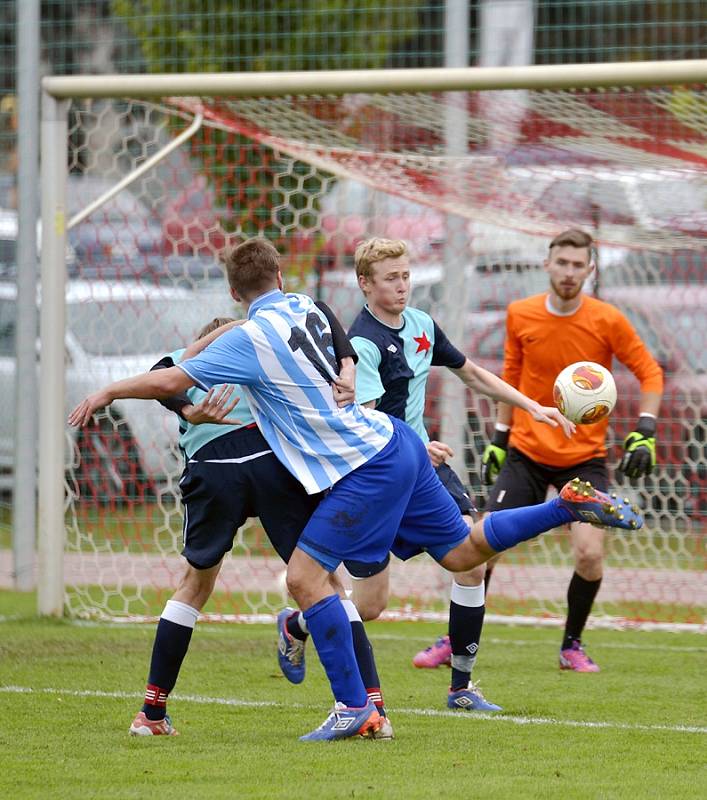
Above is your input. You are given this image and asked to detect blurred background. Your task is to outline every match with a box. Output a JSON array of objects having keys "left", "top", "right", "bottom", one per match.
[{"left": 0, "top": 1, "right": 704, "bottom": 624}]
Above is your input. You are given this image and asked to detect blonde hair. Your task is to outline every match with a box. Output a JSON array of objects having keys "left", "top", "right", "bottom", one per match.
[
  {"left": 354, "top": 238, "right": 408, "bottom": 279},
  {"left": 196, "top": 317, "right": 236, "bottom": 339}
]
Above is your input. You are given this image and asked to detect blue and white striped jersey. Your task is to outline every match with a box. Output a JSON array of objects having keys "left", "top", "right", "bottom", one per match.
[
  {"left": 168, "top": 347, "right": 255, "bottom": 460},
  {"left": 178, "top": 289, "right": 394, "bottom": 494}
]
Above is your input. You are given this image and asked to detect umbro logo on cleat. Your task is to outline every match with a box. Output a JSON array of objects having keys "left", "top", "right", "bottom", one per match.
[
  {"left": 578, "top": 510, "right": 602, "bottom": 524},
  {"left": 453, "top": 696, "right": 474, "bottom": 708},
  {"left": 332, "top": 716, "right": 355, "bottom": 731}
]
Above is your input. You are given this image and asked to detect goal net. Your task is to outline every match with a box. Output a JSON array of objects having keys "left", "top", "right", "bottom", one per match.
[{"left": 41, "top": 64, "right": 706, "bottom": 628}]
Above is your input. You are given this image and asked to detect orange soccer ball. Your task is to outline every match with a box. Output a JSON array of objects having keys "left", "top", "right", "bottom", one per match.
[{"left": 553, "top": 361, "right": 617, "bottom": 425}]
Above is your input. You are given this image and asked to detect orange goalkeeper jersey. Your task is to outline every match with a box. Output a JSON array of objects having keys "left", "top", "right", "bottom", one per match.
[{"left": 503, "top": 293, "right": 663, "bottom": 467}]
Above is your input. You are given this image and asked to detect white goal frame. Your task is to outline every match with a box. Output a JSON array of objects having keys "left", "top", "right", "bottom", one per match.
[{"left": 38, "top": 59, "right": 707, "bottom": 616}]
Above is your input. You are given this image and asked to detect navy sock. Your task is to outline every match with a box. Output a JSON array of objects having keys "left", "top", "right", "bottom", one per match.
[
  {"left": 562, "top": 572, "right": 602, "bottom": 649},
  {"left": 286, "top": 611, "right": 308, "bottom": 642},
  {"left": 142, "top": 618, "right": 194, "bottom": 720},
  {"left": 483, "top": 497, "right": 573, "bottom": 553},
  {"left": 448, "top": 583, "right": 485, "bottom": 691},
  {"left": 348, "top": 616, "right": 384, "bottom": 715},
  {"left": 303, "top": 595, "right": 368, "bottom": 709}
]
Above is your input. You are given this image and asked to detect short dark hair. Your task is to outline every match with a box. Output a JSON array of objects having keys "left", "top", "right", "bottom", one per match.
[
  {"left": 549, "top": 228, "right": 593, "bottom": 255},
  {"left": 223, "top": 238, "right": 281, "bottom": 298}
]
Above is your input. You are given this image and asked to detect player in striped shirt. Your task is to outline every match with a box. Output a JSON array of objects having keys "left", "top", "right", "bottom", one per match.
[
  {"left": 130, "top": 309, "right": 392, "bottom": 738},
  {"left": 69, "top": 238, "right": 643, "bottom": 741}
]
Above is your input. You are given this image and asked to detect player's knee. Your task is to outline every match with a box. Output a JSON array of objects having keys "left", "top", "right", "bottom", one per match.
[
  {"left": 455, "top": 563, "right": 486, "bottom": 585},
  {"left": 574, "top": 544, "right": 603, "bottom": 574},
  {"left": 354, "top": 594, "right": 387, "bottom": 621}
]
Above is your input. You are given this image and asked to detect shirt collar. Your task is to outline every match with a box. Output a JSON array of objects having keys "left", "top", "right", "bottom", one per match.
[
  {"left": 248, "top": 288, "right": 285, "bottom": 319},
  {"left": 364, "top": 304, "right": 405, "bottom": 331}
]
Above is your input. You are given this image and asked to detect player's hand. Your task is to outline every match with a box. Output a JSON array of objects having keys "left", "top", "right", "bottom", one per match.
[
  {"left": 427, "top": 440, "right": 454, "bottom": 467},
  {"left": 183, "top": 385, "right": 242, "bottom": 426},
  {"left": 68, "top": 390, "right": 112, "bottom": 427},
  {"left": 333, "top": 358, "right": 356, "bottom": 407},
  {"left": 481, "top": 427, "right": 509, "bottom": 486},
  {"left": 618, "top": 418, "right": 657, "bottom": 479},
  {"left": 530, "top": 405, "right": 576, "bottom": 438}
]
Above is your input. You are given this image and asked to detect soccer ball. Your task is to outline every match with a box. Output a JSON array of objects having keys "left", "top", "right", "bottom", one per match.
[{"left": 553, "top": 361, "right": 617, "bottom": 425}]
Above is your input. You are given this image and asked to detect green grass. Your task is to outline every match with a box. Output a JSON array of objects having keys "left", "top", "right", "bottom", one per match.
[{"left": 1, "top": 591, "right": 705, "bottom": 799}]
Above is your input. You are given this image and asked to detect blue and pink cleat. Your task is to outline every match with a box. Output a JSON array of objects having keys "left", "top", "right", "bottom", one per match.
[
  {"left": 557, "top": 478, "right": 643, "bottom": 530},
  {"left": 299, "top": 700, "right": 381, "bottom": 741}
]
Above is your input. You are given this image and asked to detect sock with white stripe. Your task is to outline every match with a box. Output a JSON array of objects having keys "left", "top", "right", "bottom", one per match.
[
  {"left": 142, "top": 600, "right": 199, "bottom": 721},
  {"left": 448, "top": 582, "right": 485, "bottom": 692}
]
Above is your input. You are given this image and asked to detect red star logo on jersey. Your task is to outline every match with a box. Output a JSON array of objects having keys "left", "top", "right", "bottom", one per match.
[{"left": 413, "top": 331, "right": 431, "bottom": 354}]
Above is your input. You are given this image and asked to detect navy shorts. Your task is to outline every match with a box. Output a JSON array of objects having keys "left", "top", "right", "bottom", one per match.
[
  {"left": 485, "top": 447, "right": 609, "bottom": 510},
  {"left": 179, "top": 426, "right": 321, "bottom": 569},
  {"left": 298, "top": 417, "right": 471, "bottom": 573}
]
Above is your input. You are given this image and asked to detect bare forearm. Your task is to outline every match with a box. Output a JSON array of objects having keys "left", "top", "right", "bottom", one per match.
[
  {"left": 104, "top": 367, "right": 193, "bottom": 402},
  {"left": 638, "top": 391, "right": 661, "bottom": 418},
  {"left": 454, "top": 360, "right": 540, "bottom": 414},
  {"left": 496, "top": 401, "right": 513, "bottom": 427}
]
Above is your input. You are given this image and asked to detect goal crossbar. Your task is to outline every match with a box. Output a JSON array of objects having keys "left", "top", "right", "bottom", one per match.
[{"left": 43, "top": 59, "right": 707, "bottom": 99}]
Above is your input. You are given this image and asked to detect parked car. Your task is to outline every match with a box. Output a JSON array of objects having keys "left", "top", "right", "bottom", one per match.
[
  {"left": 424, "top": 286, "right": 707, "bottom": 518},
  {"left": 297, "top": 170, "right": 705, "bottom": 287},
  {"left": 0, "top": 207, "right": 76, "bottom": 278},
  {"left": 66, "top": 174, "right": 165, "bottom": 269},
  {"left": 0, "top": 280, "right": 237, "bottom": 500}
]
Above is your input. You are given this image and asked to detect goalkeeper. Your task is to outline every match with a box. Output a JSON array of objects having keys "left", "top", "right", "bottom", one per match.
[{"left": 479, "top": 228, "right": 663, "bottom": 672}]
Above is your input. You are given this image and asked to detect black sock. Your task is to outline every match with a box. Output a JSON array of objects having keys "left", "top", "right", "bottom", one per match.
[
  {"left": 562, "top": 572, "right": 602, "bottom": 650},
  {"left": 142, "top": 617, "right": 194, "bottom": 720},
  {"left": 350, "top": 620, "right": 385, "bottom": 714},
  {"left": 449, "top": 599, "right": 485, "bottom": 692}
]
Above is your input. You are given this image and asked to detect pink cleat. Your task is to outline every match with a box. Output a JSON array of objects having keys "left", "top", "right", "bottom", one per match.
[
  {"left": 129, "top": 711, "right": 179, "bottom": 736},
  {"left": 413, "top": 635, "right": 452, "bottom": 668},
  {"left": 559, "top": 641, "right": 600, "bottom": 673}
]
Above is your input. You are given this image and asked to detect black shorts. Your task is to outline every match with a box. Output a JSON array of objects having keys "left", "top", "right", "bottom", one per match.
[
  {"left": 344, "top": 462, "right": 475, "bottom": 579},
  {"left": 179, "top": 426, "right": 321, "bottom": 569},
  {"left": 485, "top": 447, "right": 608, "bottom": 511}
]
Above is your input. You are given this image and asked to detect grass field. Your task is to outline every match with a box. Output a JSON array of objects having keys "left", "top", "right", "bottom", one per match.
[{"left": 1, "top": 591, "right": 705, "bottom": 799}]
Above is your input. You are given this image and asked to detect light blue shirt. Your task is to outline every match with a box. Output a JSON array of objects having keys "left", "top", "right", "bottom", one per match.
[
  {"left": 169, "top": 347, "right": 255, "bottom": 460},
  {"left": 179, "top": 290, "right": 393, "bottom": 494}
]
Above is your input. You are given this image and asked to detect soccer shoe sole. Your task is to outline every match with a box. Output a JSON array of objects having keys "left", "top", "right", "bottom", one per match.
[{"left": 558, "top": 478, "right": 643, "bottom": 530}]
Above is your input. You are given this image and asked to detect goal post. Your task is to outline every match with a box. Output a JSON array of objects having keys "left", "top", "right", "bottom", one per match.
[{"left": 38, "top": 61, "right": 707, "bottom": 625}]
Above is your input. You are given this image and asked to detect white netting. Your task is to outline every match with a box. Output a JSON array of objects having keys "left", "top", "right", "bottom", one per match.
[{"left": 53, "top": 84, "right": 705, "bottom": 625}]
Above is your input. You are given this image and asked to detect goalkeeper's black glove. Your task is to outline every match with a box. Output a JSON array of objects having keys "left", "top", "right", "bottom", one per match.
[
  {"left": 618, "top": 416, "right": 657, "bottom": 479},
  {"left": 481, "top": 427, "right": 509, "bottom": 486}
]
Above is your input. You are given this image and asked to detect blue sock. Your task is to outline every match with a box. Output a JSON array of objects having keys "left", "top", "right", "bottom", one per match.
[
  {"left": 483, "top": 497, "right": 574, "bottom": 553},
  {"left": 303, "top": 595, "right": 368, "bottom": 709}
]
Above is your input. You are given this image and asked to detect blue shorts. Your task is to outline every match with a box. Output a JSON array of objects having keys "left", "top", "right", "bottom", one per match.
[
  {"left": 297, "top": 417, "right": 471, "bottom": 572},
  {"left": 179, "top": 426, "right": 321, "bottom": 569}
]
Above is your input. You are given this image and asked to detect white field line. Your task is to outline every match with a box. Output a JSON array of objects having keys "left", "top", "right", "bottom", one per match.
[
  {"left": 1, "top": 685, "right": 705, "bottom": 735},
  {"left": 368, "top": 633, "right": 707, "bottom": 653},
  {"left": 64, "top": 612, "right": 707, "bottom": 634}
]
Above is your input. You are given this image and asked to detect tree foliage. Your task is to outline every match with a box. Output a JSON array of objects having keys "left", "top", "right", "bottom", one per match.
[{"left": 111, "top": 0, "right": 419, "bottom": 73}]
